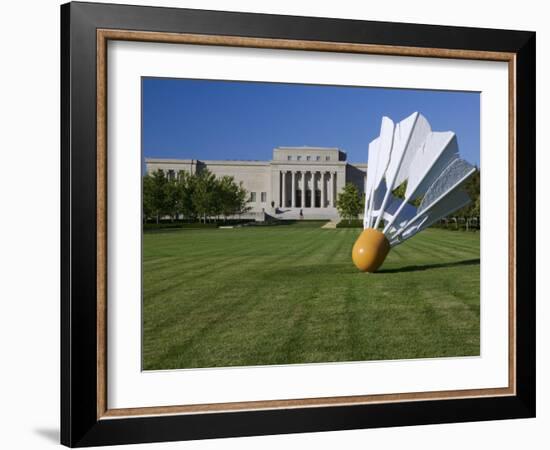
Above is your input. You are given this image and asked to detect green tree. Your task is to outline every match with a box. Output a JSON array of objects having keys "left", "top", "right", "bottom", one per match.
[
  {"left": 233, "top": 182, "right": 250, "bottom": 218},
  {"left": 178, "top": 171, "right": 196, "bottom": 221},
  {"left": 194, "top": 169, "right": 217, "bottom": 223},
  {"left": 391, "top": 170, "right": 480, "bottom": 226},
  {"left": 210, "top": 177, "right": 225, "bottom": 220},
  {"left": 142, "top": 169, "right": 168, "bottom": 224},
  {"left": 164, "top": 178, "right": 181, "bottom": 222},
  {"left": 455, "top": 168, "right": 480, "bottom": 218},
  {"left": 336, "top": 183, "right": 364, "bottom": 224},
  {"left": 142, "top": 174, "right": 155, "bottom": 222},
  {"left": 143, "top": 169, "right": 252, "bottom": 225},
  {"left": 392, "top": 180, "right": 422, "bottom": 207},
  {"left": 213, "top": 176, "right": 250, "bottom": 221},
  {"left": 217, "top": 176, "right": 238, "bottom": 221}
]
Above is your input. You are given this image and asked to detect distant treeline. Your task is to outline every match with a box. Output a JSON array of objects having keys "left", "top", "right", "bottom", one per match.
[
  {"left": 455, "top": 169, "right": 480, "bottom": 218},
  {"left": 143, "top": 169, "right": 250, "bottom": 224},
  {"left": 143, "top": 167, "right": 480, "bottom": 226},
  {"left": 339, "top": 168, "right": 480, "bottom": 220},
  {"left": 391, "top": 168, "right": 480, "bottom": 218}
]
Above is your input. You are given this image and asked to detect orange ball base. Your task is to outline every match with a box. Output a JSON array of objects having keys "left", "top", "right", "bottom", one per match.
[{"left": 352, "top": 228, "right": 390, "bottom": 273}]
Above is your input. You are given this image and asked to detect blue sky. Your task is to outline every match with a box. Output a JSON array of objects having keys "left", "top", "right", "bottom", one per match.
[{"left": 142, "top": 78, "right": 480, "bottom": 166}]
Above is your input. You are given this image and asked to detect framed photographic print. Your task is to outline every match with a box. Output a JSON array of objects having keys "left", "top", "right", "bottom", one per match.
[{"left": 61, "top": 1, "right": 536, "bottom": 447}]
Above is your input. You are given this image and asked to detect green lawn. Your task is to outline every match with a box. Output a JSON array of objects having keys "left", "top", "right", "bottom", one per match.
[{"left": 142, "top": 223, "right": 480, "bottom": 370}]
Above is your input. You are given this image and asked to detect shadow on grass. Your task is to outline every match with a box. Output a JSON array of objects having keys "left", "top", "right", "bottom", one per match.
[{"left": 378, "top": 258, "right": 480, "bottom": 274}]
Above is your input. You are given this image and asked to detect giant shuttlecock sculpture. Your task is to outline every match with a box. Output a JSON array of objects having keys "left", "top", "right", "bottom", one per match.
[{"left": 352, "top": 112, "right": 477, "bottom": 272}]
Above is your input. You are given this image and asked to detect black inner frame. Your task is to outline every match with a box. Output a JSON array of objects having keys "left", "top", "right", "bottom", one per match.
[{"left": 61, "top": 2, "right": 536, "bottom": 447}]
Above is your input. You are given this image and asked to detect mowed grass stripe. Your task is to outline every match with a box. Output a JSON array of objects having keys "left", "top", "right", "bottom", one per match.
[
  {"left": 398, "top": 233, "right": 478, "bottom": 261},
  {"left": 143, "top": 225, "right": 480, "bottom": 369}
]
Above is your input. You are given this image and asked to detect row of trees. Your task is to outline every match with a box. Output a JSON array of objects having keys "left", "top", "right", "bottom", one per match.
[
  {"left": 335, "top": 169, "right": 481, "bottom": 225},
  {"left": 455, "top": 169, "right": 480, "bottom": 218},
  {"left": 143, "top": 169, "right": 250, "bottom": 223}
]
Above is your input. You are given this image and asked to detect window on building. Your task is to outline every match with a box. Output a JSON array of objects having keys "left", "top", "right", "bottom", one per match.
[
  {"left": 297, "top": 155, "right": 302, "bottom": 161},
  {"left": 306, "top": 155, "right": 311, "bottom": 161},
  {"left": 249, "top": 192, "right": 257, "bottom": 202},
  {"left": 316, "top": 156, "right": 320, "bottom": 161},
  {"left": 261, "top": 192, "right": 267, "bottom": 203},
  {"left": 287, "top": 155, "right": 292, "bottom": 161},
  {"left": 325, "top": 155, "right": 330, "bottom": 161}
]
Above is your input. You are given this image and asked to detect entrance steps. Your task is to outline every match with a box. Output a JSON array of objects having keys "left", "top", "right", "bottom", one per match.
[
  {"left": 321, "top": 220, "right": 340, "bottom": 229},
  {"left": 273, "top": 207, "right": 339, "bottom": 221}
]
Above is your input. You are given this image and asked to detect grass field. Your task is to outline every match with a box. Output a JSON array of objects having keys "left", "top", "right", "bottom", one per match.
[{"left": 142, "top": 223, "right": 480, "bottom": 370}]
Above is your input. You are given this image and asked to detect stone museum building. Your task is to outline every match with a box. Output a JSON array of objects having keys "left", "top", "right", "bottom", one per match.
[{"left": 145, "top": 147, "right": 368, "bottom": 220}]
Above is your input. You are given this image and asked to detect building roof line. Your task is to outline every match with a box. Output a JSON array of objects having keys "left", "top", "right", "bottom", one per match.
[
  {"left": 145, "top": 158, "right": 270, "bottom": 166},
  {"left": 145, "top": 158, "right": 368, "bottom": 169},
  {"left": 275, "top": 146, "right": 345, "bottom": 152}
]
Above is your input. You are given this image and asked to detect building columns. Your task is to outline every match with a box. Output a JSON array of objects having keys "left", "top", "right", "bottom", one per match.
[
  {"left": 331, "top": 172, "right": 338, "bottom": 207},
  {"left": 278, "top": 169, "right": 337, "bottom": 209},
  {"left": 301, "top": 171, "right": 307, "bottom": 208},
  {"left": 313, "top": 172, "right": 318, "bottom": 208},
  {"left": 281, "top": 171, "right": 287, "bottom": 208},
  {"left": 321, "top": 172, "right": 326, "bottom": 208},
  {"left": 331, "top": 171, "right": 334, "bottom": 207},
  {"left": 291, "top": 171, "right": 296, "bottom": 207},
  {"left": 326, "top": 172, "right": 331, "bottom": 207},
  {"left": 328, "top": 171, "right": 335, "bottom": 207}
]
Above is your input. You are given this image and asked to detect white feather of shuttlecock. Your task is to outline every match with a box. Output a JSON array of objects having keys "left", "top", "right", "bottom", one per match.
[{"left": 363, "top": 112, "right": 476, "bottom": 247}]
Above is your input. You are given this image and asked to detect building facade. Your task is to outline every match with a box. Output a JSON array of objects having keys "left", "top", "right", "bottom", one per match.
[{"left": 145, "top": 147, "right": 367, "bottom": 220}]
